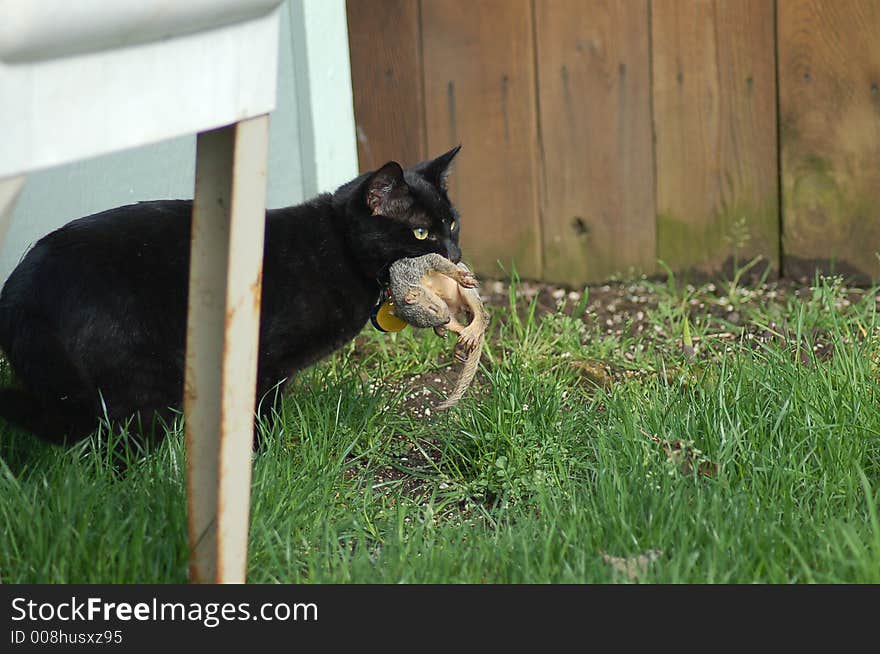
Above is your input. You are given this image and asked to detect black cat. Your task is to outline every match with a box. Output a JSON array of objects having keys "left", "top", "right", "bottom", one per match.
[{"left": 0, "top": 146, "right": 462, "bottom": 444}]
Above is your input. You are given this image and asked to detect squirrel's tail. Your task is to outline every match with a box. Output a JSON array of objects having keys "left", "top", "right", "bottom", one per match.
[{"left": 437, "top": 335, "right": 483, "bottom": 410}]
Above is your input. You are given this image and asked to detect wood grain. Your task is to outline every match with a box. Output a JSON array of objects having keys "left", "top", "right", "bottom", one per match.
[
  {"left": 421, "top": 0, "right": 542, "bottom": 279},
  {"left": 652, "top": 0, "right": 779, "bottom": 275},
  {"left": 778, "top": 0, "right": 880, "bottom": 281},
  {"left": 346, "top": 0, "right": 426, "bottom": 171},
  {"left": 535, "top": 0, "right": 655, "bottom": 285}
]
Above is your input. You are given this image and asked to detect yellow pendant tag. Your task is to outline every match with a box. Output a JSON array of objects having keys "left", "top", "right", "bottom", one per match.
[{"left": 371, "top": 299, "right": 408, "bottom": 333}]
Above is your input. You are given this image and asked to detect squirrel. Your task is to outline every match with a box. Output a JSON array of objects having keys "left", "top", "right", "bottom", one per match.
[{"left": 388, "top": 253, "right": 489, "bottom": 409}]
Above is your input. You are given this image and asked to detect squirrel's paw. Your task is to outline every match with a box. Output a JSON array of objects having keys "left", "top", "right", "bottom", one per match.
[
  {"left": 453, "top": 342, "right": 469, "bottom": 363},
  {"left": 457, "top": 327, "right": 481, "bottom": 352},
  {"left": 457, "top": 270, "right": 478, "bottom": 289}
]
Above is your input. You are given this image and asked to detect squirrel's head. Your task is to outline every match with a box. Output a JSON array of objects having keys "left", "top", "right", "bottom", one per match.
[{"left": 399, "top": 287, "right": 452, "bottom": 328}]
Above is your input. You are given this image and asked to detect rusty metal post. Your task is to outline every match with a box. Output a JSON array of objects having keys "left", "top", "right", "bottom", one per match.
[{"left": 185, "top": 115, "right": 269, "bottom": 583}]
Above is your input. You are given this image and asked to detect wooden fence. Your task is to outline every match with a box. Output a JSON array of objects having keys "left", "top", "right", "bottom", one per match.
[{"left": 346, "top": 0, "right": 880, "bottom": 285}]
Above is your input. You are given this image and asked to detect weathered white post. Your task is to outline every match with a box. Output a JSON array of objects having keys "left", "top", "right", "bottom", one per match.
[{"left": 186, "top": 116, "right": 270, "bottom": 583}]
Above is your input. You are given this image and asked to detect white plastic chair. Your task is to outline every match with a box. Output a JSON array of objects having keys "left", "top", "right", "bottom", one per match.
[{"left": 0, "top": 0, "right": 284, "bottom": 583}]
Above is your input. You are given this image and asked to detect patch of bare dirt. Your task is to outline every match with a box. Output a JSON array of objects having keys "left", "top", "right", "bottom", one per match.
[
  {"left": 344, "top": 435, "right": 441, "bottom": 500},
  {"left": 482, "top": 275, "right": 876, "bottom": 362},
  {"left": 399, "top": 366, "right": 460, "bottom": 418}
]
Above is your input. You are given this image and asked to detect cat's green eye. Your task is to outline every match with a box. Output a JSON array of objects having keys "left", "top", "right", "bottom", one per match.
[
  {"left": 450, "top": 222, "right": 457, "bottom": 232},
  {"left": 413, "top": 227, "right": 429, "bottom": 240}
]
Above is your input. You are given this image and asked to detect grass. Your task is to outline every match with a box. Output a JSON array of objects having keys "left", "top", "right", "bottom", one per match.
[{"left": 1, "top": 272, "right": 879, "bottom": 583}]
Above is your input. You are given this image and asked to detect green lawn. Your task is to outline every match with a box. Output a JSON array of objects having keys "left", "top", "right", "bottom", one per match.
[{"left": 1, "top": 272, "right": 879, "bottom": 583}]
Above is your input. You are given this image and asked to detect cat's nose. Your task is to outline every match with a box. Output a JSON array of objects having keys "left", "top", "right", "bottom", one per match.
[{"left": 445, "top": 241, "right": 462, "bottom": 263}]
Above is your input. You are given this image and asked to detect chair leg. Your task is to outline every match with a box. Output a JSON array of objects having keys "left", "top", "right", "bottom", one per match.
[
  {"left": 185, "top": 115, "right": 269, "bottom": 584},
  {"left": 0, "top": 176, "right": 26, "bottom": 249}
]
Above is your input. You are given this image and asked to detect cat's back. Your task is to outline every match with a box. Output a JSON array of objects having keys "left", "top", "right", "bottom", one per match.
[
  {"left": 33, "top": 199, "right": 192, "bottom": 258},
  {"left": 0, "top": 200, "right": 194, "bottom": 339},
  {"left": 3, "top": 200, "right": 191, "bottom": 288}
]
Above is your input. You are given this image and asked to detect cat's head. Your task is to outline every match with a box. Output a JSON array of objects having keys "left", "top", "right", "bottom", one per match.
[{"left": 337, "top": 146, "right": 462, "bottom": 277}]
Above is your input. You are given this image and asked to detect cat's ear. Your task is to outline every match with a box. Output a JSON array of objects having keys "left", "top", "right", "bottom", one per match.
[
  {"left": 366, "top": 161, "right": 411, "bottom": 217},
  {"left": 417, "top": 145, "right": 461, "bottom": 191}
]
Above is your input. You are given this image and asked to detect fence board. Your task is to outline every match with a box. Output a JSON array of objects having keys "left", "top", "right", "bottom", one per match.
[
  {"left": 346, "top": 0, "right": 425, "bottom": 171},
  {"left": 535, "top": 0, "right": 655, "bottom": 285},
  {"left": 421, "top": 0, "right": 542, "bottom": 279},
  {"left": 652, "top": 0, "right": 779, "bottom": 275},
  {"left": 778, "top": 0, "right": 880, "bottom": 281}
]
